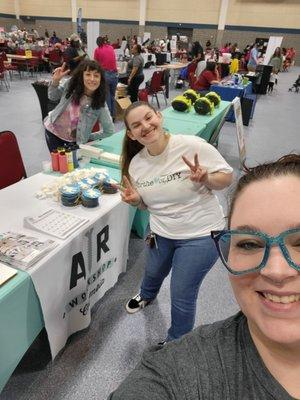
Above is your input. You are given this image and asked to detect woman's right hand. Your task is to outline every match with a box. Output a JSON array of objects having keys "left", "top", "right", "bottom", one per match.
[
  {"left": 52, "top": 62, "right": 70, "bottom": 85},
  {"left": 120, "top": 176, "right": 141, "bottom": 206}
]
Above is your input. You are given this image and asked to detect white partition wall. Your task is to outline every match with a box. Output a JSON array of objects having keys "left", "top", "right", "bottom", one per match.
[
  {"left": 87, "top": 21, "right": 100, "bottom": 59},
  {"left": 264, "top": 36, "right": 283, "bottom": 65}
]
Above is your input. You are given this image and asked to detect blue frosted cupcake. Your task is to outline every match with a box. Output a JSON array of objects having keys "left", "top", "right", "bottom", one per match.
[
  {"left": 60, "top": 184, "right": 81, "bottom": 206},
  {"left": 101, "top": 178, "right": 118, "bottom": 194},
  {"left": 81, "top": 188, "right": 101, "bottom": 208}
]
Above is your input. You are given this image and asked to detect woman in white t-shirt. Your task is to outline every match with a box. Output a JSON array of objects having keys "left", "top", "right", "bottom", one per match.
[{"left": 120, "top": 101, "right": 233, "bottom": 343}]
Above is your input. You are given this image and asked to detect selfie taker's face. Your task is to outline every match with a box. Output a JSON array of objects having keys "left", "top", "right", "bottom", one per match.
[{"left": 229, "top": 176, "right": 300, "bottom": 345}]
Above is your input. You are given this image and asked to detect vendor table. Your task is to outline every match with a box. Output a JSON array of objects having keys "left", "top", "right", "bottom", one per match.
[
  {"left": 157, "top": 62, "right": 188, "bottom": 87},
  {"left": 210, "top": 82, "right": 252, "bottom": 122},
  {"left": 161, "top": 100, "right": 231, "bottom": 142},
  {"left": 6, "top": 54, "right": 39, "bottom": 61},
  {"left": 0, "top": 171, "right": 134, "bottom": 393},
  {"left": 0, "top": 269, "right": 44, "bottom": 393}
]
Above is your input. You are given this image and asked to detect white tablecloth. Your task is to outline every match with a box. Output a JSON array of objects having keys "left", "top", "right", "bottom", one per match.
[{"left": 0, "top": 173, "right": 131, "bottom": 358}]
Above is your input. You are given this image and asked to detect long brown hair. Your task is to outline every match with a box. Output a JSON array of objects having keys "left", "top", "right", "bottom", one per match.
[
  {"left": 121, "top": 101, "right": 158, "bottom": 180},
  {"left": 228, "top": 154, "right": 300, "bottom": 226}
]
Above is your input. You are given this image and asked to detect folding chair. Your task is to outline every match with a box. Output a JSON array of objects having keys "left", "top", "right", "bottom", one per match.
[
  {"left": 147, "top": 70, "right": 167, "bottom": 108},
  {"left": 0, "top": 52, "right": 18, "bottom": 80},
  {"left": 0, "top": 57, "right": 10, "bottom": 91},
  {"left": 48, "top": 49, "right": 63, "bottom": 71},
  {"left": 0, "top": 131, "right": 27, "bottom": 189}
]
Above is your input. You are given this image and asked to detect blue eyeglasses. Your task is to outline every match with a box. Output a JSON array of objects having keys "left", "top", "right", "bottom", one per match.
[{"left": 211, "top": 228, "right": 300, "bottom": 275}]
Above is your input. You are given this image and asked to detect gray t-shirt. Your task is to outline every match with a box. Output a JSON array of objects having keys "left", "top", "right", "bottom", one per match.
[
  {"left": 108, "top": 312, "right": 295, "bottom": 399},
  {"left": 127, "top": 54, "right": 144, "bottom": 76}
]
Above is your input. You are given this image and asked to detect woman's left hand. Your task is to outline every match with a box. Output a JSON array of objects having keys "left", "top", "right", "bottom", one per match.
[{"left": 182, "top": 154, "right": 209, "bottom": 184}]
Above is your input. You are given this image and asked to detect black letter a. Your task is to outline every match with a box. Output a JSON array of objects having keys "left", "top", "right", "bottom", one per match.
[{"left": 70, "top": 252, "right": 86, "bottom": 290}]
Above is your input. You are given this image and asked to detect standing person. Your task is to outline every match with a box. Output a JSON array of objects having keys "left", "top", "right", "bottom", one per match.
[
  {"left": 94, "top": 36, "right": 118, "bottom": 118},
  {"left": 191, "top": 41, "right": 203, "bottom": 59},
  {"left": 269, "top": 47, "right": 283, "bottom": 72},
  {"left": 194, "top": 61, "right": 220, "bottom": 93},
  {"left": 120, "top": 101, "right": 233, "bottom": 343},
  {"left": 64, "top": 33, "right": 87, "bottom": 72},
  {"left": 109, "top": 154, "right": 300, "bottom": 400},
  {"left": 195, "top": 53, "right": 206, "bottom": 78},
  {"left": 267, "top": 68, "right": 278, "bottom": 93},
  {"left": 126, "top": 44, "right": 144, "bottom": 102},
  {"left": 44, "top": 60, "right": 115, "bottom": 152},
  {"left": 247, "top": 43, "right": 259, "bottom": 72}
]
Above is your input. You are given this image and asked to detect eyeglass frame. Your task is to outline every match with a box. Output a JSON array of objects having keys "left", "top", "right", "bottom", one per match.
[{"left": 211, "top": 228, "right": 300, "bottom": 276}]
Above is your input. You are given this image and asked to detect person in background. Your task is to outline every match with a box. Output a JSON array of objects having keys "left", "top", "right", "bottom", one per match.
[
  {"left": 44, "top": 29, "right": 49, "bottom": 38},
  {"left": 205, "top": 39, "right": 212, "bottom": 50},
  {"left": 119, "top": 101, "right": 233, "bottom": 345},
  {"left": 64, "top": 33, "right": 87, "bottom": 72},
  {"left": 126, "top": 44, "right": 144, "bottom": 102},
  {"left": 230, "top": 53, "right": 239, "bottom": 74},
  {"left": 94, "top": 36, "right": 118, "bottom": 118},
  {"left": 194, "top": 61, "right": 220, "bottom": 92},
  {"left": 286, "top": 47, "right": 296, "bottom": 65},
  {"left": 112, "top": 38, "right": 121, "bottom": 49},
  {"left": 267, "top": 68, "right": 278, "bottom": 93},
  {"left": 108, "top": 154, "right": 300, "bottom": 400},
  {"left": 195, "top": 53, "right": 206, "bottom": 78},
  {"left": 268, "top": 47, "right": 283, "bottom": 73},
  {"left": 49, "top": 31, "right": 60, "bottom": 45},
  {"left": 191, "top": 41, "right": 203, "bottom": 59},
  {"left": 44, "top": 60, "right": 115, "bottom": 152},
  {"left": 220, "top": 42, "right": 230, "bottom": 54},
  {"left": 247, "top": 43, "right": 259, "bottom": 72}
]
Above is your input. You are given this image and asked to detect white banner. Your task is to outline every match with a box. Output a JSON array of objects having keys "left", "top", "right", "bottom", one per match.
[
  {"left": 87, "top": 21, "right": 100, "bottom": 59},
  {"left": 264, "top": 36, "right": 283, "bottom": 65},
  {"left": 232, "top": 97, "right": 246, "bottom": 166},
  {"left": 31, "top": 201, "right": 131, "bottom": 358}
]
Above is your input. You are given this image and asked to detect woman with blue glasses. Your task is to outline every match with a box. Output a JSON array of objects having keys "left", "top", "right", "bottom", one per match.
[{"left": 109, "top": 154, "right": 300, "bottom": 400}]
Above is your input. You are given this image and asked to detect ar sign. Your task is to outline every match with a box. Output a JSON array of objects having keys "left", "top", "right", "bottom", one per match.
[{"left": 69, "top": 225, "right": 109, "bottom": 290}]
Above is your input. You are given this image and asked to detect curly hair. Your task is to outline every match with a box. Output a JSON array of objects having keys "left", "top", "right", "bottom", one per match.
[{"left": 65, "top": 59, "right": 106, "bottom": 109}]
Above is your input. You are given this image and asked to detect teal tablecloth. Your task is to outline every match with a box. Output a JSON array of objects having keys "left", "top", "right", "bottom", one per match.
[
  {"left": 161, "top": 101, "right": 231, "bottom": 142},
  {"left": 0, "top": 270, "right": 44, "bottom": 393}
]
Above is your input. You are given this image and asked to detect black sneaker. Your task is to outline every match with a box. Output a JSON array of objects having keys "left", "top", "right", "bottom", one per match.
[
  {"left": 157, "top": 340, "right": 167, "bottom": 346},
  {"left": 125, "top": 293, "right": 151, "bottom": 314}
]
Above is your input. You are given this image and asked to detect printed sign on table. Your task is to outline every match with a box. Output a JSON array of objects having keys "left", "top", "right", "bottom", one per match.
[
  {"left": 232, "top": 97, "right": 246, "bottom": 166},
  {"left": 30, "top": 201, "right": 131, "bottom": 358}
]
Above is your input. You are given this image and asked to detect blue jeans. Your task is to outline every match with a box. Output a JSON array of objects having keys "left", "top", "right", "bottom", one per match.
[
  {"left": 140, "top": 234, "right": 218, "bottom": 341},
  {"left": 104, "top": 70, "right": 118, "bottom": 117},
  {"left": 45, "top": 129, "right": 75, "bottom": 153}
]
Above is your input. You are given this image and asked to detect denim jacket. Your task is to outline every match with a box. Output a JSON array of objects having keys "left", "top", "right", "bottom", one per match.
[{"left": 47, "top": 79, "right": 115, "bottom": 144}]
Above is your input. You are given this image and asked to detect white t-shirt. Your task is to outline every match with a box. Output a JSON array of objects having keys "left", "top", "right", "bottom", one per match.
[{"left": 129, "top": 135, "right": 233, "bottom": 239}]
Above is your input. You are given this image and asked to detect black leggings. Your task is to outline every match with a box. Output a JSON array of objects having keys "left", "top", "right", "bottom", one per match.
[
  {"left": 127, "top": 74, "right": 144, "bottom": 103},
  {"left": 45, "top": 129, "right": 75, "bottom": 153}
]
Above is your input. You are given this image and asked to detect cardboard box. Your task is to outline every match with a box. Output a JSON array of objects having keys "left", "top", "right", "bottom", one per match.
[{"left": 115, "top": 97, "right": 131, "bottom": 121}]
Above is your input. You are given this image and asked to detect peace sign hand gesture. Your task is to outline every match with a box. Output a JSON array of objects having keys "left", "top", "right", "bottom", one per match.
[
  {"left": 119, "top": 176, "right": 142, "bottom": 206},
  {"left": 182, "top": 154, "right": 209, "bottom": 184},
  {"left": 52, "top": 62, "right": 70, "bottom": 85}
]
